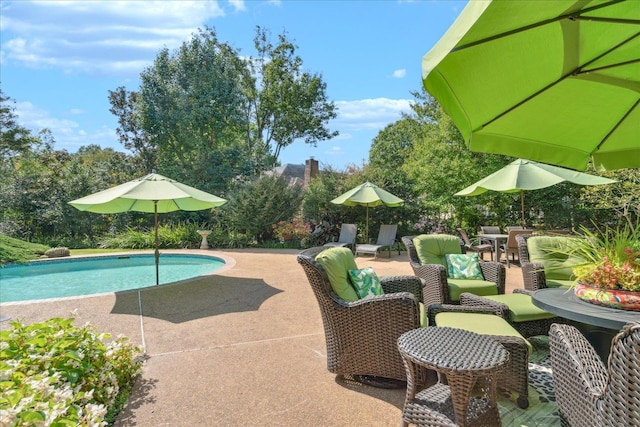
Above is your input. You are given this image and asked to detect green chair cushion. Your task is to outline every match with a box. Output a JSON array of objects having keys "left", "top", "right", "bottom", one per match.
[
  {"left": 435, "top": 312, "right": 532, "bottom": 353},
  {"left": 413, "top": 234, "right": 461, "bottom": 270},
  {"left": 419, "top": 302, "right": 427, "bottom": 328},
  {"left": 527, "top": 236, "right": 584, "bottom": 280},
  {"left": 546, "top": 279, "right": 575, "bottom": 289},
  {"left": 445, "top": 253, "right": 484, "bottom": 280},
  {"left": 315, "top": 247, "right": 359, "bottom": 302},
  {"left": 483, "top": 294, "right": 557, "bottom": 322},
  {"left": 447, "top": 278, "right": 498, "bottom": 302},
  {"left": 348, "top": 267, "right": 383, "bottom": 299}
]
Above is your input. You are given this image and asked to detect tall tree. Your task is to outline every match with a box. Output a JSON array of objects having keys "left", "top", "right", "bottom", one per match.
[
  {"left": 241, "top": 27, "right": 338, "bottom": 171},
  {"left": 0, "top": 90, "right": 39, "bottom": 160}
]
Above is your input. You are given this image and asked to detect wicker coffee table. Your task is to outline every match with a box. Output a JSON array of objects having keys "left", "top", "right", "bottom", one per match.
[{"left": 397, "top": 327, "right": 509, "bottom": 427}]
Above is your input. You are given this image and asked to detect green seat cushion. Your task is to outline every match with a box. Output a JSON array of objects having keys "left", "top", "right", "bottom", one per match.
[
  {"left": 315, "top": 247, "right": 359, "bottom": 302},
  {"left": 413, "top": 234, "right": 461, "bottom": 270},
  {"left": 447, "top": 278, "right": 498, "bottom": 302},
  {"left": 527, "top": 236, "right": 584, "bottom": 280},
  {"left": 545, "top": 279, "right": 575, "bottom": 289},
  {"left": 435, "top": 312, "right": 532, "bottom": 353},
  {"left": 483, "top": 294, "right": 557, "bottom": 322},
  {"left": 348, "top": 267, "right": 383, "bottom": 299},
  {"left": 419, "top": 302, "right": 427, "bottom": 328},
  {"left": 445, "top": 253, "right": 484, "bottom": 280}
]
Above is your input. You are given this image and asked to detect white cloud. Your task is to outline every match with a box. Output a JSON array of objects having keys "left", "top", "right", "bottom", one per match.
[
  {"left": 15, "top": 101, "right": 118, "bottom": 151},
  {"left": 228, "top": 0, "right": 246, "bottom": 12},
  {"left": 1, "top": 0, "right": 231, "bottom": 77},
  {"left": 334, "top": 98, "right": 413, "bottom": 131},
  {"left": 392, "top": 68, "right": 406, "bottom": 78}
]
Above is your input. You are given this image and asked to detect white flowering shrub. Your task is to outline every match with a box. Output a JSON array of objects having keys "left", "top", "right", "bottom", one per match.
[{"left": 0, "top": 317, "right": 143, "bottom": 426}]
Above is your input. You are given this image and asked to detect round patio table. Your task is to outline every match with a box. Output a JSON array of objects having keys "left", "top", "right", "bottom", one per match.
[
  {"left": 397, "top": 327, "right": 508, "bottom": 427},
  {"left": 532, "top": 288, "right": 640, "bottom": 361}
]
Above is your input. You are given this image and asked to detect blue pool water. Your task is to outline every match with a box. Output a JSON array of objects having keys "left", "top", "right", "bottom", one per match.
[{"left": 0, "top": 254, "right": 225, "bottom": 303}]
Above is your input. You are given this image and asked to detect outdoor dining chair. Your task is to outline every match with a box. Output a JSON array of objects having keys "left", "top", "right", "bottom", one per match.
[
  {"left": 355, "top": 224, "right": 399, "bottom": 259},
  {"left": 323, "top": 223, "right": 357, "bottom": 251},
  {"left": 457, "top": 227, "right": 493, "bottom": 261},
  {"left": 499, "top": 229, "right": 533, "bottom": 267}
]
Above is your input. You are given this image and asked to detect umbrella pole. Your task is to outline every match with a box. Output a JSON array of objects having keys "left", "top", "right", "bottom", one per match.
[
  {"left": 366, "top": 205, "right": 369, "bottom": 243},
  {"left": 520, "top": 191, "right": 525, "bottom": 227},
  {"left": 154, "top": 200, "right": 159, "bottom": 286}
]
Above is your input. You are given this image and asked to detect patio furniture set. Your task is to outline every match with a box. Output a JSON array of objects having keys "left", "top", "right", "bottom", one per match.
[{"left": 298, "top": 230, "right": 639, "bottom": 426}]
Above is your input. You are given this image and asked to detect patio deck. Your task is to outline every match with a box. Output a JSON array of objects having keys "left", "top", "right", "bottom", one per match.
[{"left": 0, "top": 248, "right": 531, "bottom": 426}]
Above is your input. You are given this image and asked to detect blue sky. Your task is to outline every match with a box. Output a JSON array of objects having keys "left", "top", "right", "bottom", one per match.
[{"left": 1, "top": 0, "right": 466, "bottom": 170}]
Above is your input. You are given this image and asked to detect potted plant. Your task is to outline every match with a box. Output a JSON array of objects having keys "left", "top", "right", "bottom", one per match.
[{"left": 569, "top": 224, "right": 640, "bottom": 311}]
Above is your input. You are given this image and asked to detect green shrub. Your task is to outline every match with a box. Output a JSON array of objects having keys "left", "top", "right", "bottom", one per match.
[
  {"left": 0, "top": 317, "right": 143, "bottom": 426},
  {"left": 0, "top": 234, "right": 49, "bottom": 264}
]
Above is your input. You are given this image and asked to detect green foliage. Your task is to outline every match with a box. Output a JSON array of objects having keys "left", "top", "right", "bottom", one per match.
[
  {"left": 0, "top": 317, "right": 142, "bottom": 426},
  {"left": 0, "top": 234, "right": 49, "bottom": 264},
  {"left": 220, "top": 175, "right": 304, "bottom": 243},
  {"left": 243, "top": 27, "right": 338, "bottom": 171},
  {"left": 98, "top": 222, "right": 203, "bottom": 249},
  {"left": 569, "top": 223, "right": 640, "bottom": 291}
]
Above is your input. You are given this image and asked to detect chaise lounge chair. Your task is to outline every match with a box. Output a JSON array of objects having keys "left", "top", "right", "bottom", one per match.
[{"left": 355, "top": 224, "right": 399, "bottom": 259}]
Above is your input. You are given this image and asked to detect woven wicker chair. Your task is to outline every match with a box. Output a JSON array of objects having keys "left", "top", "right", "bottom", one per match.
[
  {"left": 550, "top": 322, "right": 640, "bottom": 427},
  {"left": 297, "top": 247, "right": 432, "bottom": 385},
  {"left": 401, "top": 235, "right": 505, "bottom": 306},
  {"left": 517, "top": 234, "right": 581, "bottom": 291},
  {"left": 427, "top": 303, "right": 530, "bottom": 409}
]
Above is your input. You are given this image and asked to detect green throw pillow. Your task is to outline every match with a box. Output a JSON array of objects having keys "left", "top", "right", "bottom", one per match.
[
  {"left": 348, "top": 267, "right": 384, "bottom": 299},
  {"left": 445, "top": 253, "right": 484, "bottom": 280}
]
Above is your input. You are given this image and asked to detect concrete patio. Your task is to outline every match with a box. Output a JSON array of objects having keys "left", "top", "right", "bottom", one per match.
[{"left": 0, "top": 248, "right": 526, "bottom": 426}]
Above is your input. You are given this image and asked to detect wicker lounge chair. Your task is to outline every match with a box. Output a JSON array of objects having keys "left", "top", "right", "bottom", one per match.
[
  {"left": 516, "top": 234, "right": 582, "bottom": 291},
  {"left": 297, "top": 246, "right": 432, "bottom": 385},
  {"left": 550, "top": 322, "right": 640, "bottom": 427},
  {"left": 401, "top": 235, "right": 505, "bottom": 306},
  {"left": 427, "top": 303, "right": 531, "bottom": 409},
  {"left": 355, "top": 224, "right": 399, "bottom": 259},
  {"left": 323, "top": 223, "right": 357, "bottom": 251}
]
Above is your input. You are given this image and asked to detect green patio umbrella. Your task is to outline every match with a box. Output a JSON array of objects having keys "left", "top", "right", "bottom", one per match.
[
  {"left": 330, "top": 181, "right": 404, "bottom": 242},
  {"left": 422, "top": 0, "right": 640, "bottom": 171},
  {"left": 455, "top": 158, "right": 616, "bottom": 226},
  {"left": 69, "top": 173, "right": 227, "bottom": 285}
]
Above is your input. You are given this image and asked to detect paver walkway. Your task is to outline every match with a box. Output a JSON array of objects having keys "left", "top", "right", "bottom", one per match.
[{"left": 0, "top": 248, "right": 525, "bottom": 426}]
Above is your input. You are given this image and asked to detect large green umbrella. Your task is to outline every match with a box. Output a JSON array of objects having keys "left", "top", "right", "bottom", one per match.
[
  {"left": 455, "top": 158, "right": 617, "bottom": 225},
  {"left": 422, "top": 0, "right": 640, "bottom": 171},
  {"left": 69, "top": 173, "right": 227, "bottom": 285},
  {"left": 330, "top": 181, "right": 404, "bottom": 242}
]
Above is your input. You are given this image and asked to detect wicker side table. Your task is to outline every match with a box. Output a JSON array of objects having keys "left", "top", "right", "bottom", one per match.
[{"left": 398, "top": 327, "right": 509, "bottom": 427}]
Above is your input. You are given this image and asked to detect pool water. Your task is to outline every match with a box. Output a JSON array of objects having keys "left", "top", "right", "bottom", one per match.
[{"left": 0, "top": 254, "right": 225, "bottom": 303}]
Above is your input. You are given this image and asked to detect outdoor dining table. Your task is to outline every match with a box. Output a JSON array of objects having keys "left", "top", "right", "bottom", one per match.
[
  {"left": 532, "top": 288, "right": 640, "bottom": 362},
  {"left": 478, "top": 233, "right": 508, "bottom": 262},
  {"left": 397, "top": 327, "right": 508, "bottom": 427}
]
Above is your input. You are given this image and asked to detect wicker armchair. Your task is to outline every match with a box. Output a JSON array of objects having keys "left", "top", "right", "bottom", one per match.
[
  {"left": 401, "top": 235, "right": 505, "bottom": 306},
  {"left": 297, "top": 247, "right": 430, "bottom": 384},
  {"left": 427, "top": 303, "right": 530, "bottom": 409},
  {"left": 516, "top": 234, "right": 580, "bottom": 291},
  {"left": 550, "top": 322, "right": 640, "bottom": 427}
]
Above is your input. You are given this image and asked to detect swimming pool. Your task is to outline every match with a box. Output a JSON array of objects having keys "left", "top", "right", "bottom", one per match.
[{"left": 0, "top": 254, "right": 226, "bottom": 303}]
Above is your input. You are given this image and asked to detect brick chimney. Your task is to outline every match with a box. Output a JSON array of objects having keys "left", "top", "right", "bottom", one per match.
[{"left": 304, "top": 157, "right": 319, "bottom": 187}]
